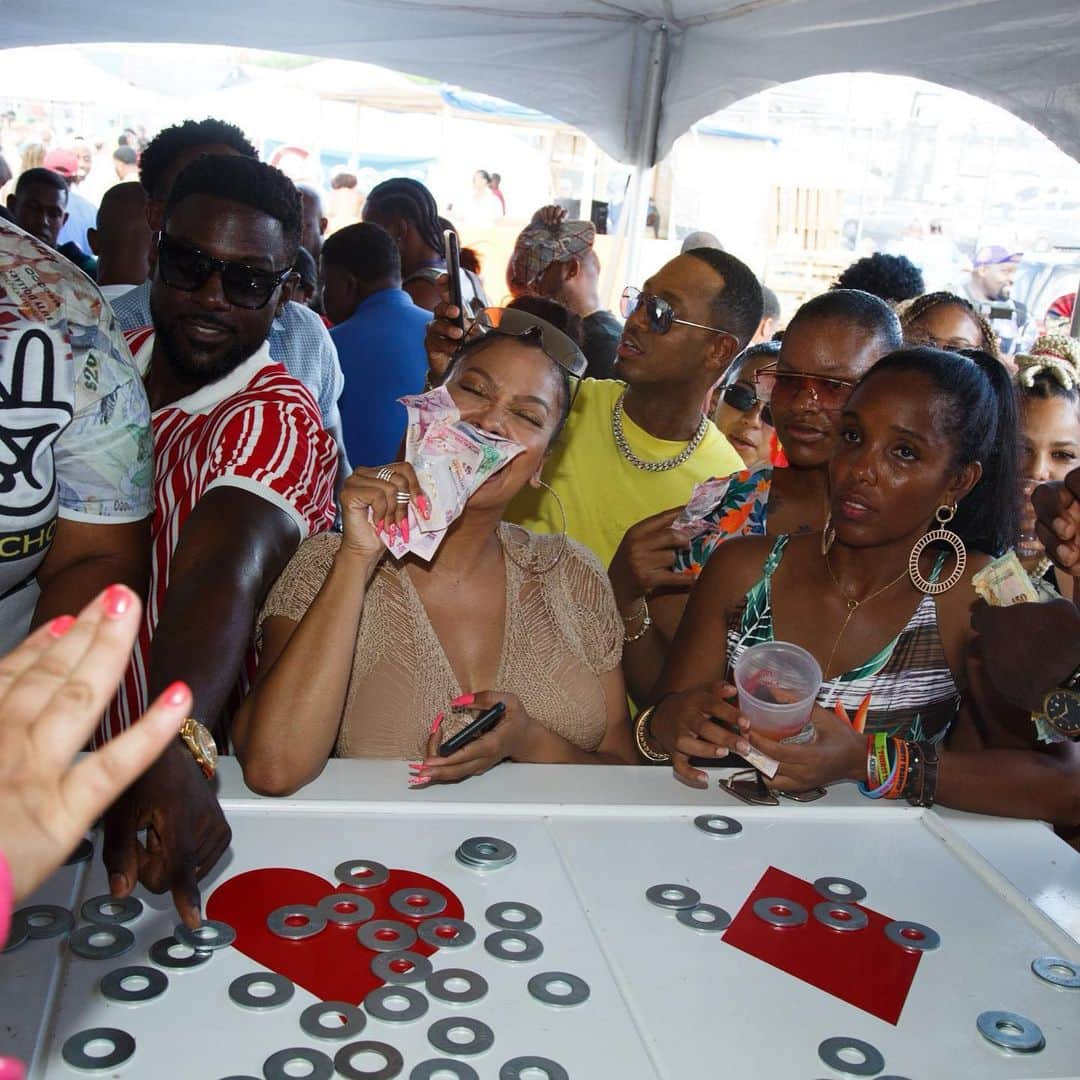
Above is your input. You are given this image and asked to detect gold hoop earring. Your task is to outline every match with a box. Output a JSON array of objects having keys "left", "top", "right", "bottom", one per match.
[
  {"left": 503, "top": 478, "right": 567, "bottom": 575},
  {"left": 908, "top": 504, "right": 966, "bottom": 595},
  {"left": 821, "top": 513, "right": 836, "bottom": 556}
]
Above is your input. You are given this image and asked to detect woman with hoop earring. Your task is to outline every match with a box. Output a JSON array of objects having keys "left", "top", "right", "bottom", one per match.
[
  {"left": 642, "top": 347, "right": 1080, "bottom": 825},
  {"left": 234, "top": 300, "right": 637, "bottom": 795}
]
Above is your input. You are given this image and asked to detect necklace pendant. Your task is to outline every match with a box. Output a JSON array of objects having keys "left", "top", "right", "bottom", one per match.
[{"left": 846, "top": 599, "right": 858, "bottom": 612}]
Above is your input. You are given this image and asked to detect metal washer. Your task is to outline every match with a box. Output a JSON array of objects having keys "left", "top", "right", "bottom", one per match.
[
  {"left": 527, "top": 971, "right": 590, "bottom": 1007},
  {"left": 358, "top": 919, "right": 418, "bottom": 952},
  {"left": 175, "top": 918, "right": 235, "bottom": 950},
  {"left": 19, "top": 904, "right": 74, "bottom": 939},
  {"left": 267, "top": 903, "right": 327, "bottom": 940},
  {"left": 390, "top": 887, "right": 447, "bottom": 919},
  {"left": 645, "top": 884, "right": 701, "bottom": 911},
  {"left": 427, "top": 1016, "right": 495, "bottom": 1057},
  {"left": 334, "top": 1040, "right": 405, "bottom": 1080},
  {"left": 426, "top": 967, "right": 489, "bottom": 1004},
  {"left": 455, "top": 836, "right": 516, "bottom": 870},
  {"left": 976, "top": 1010, "right": 1045, "bottom": 1053},
  {"left": 752, "top": 897, "right": 808, "bottom": 928},
  {"left": 418, "top": 917, "right": 476, "bottom": 949},
  {"left": 814, "top": 876, "right": 868, "bottom": 904},
  {"left": 62, "top": 1027, "right": 135, "bottom": 1071},
  {"left": 364, "top": 985, "right": 429, "bottom": 1022},
  {"left": 299, "top": 1000, "right": 368, "bottom": 1040},
  {"left": 693, "top": 814, "right": 742, "bottom": 837},
  {"left": 263, "top": 1047, "right": 334, "bottom": 1080},
  {"left": 318, "top": 892, "right": 376, "bottom": 926},
  {"left": 80, "top": 894, "right": 143, "bottom": 925},
  {"left": 228, "top": 970, "right": 294, "bottom": 1010},
  {"left": 1031, "top": 955, "right": 1080, "bottom": 989},
  {"left": 486, "top": 901, "right": 542, "bottom": 931},
  {"left": 100, "top": 965, "right": 169, "bottom": 1005},
  {"left": 500, "top": 1056, "right": 570, "bottom": 1080},
  {"left": 884, "top": 919, "right": 940, "bottom": 952},
  {"left": 411, "top": 1060, "right": 479, "bottom": 1080},
  {"left": 148, "top": 935, "right": 212, "bottom": 970},
  {"left": 485, "top": 929, "right": 544, "bottom": 962},
  {"left": 813, "top": 902, "right": 869, "bottom": 933},
  {"left": 677, "top": 903, "right": 731, "bottom": 932},
  {"left": 818, "top": 1036, "right": 886, "bottom": 1077},
  {"left": 335, "top": 859, "right": 390, "bottom": 889},
  {"left": 69, "top": 923, "right": 135, "bottom": 961},
  {"left": 371, "top": 949, "right": 433, "bottom": 985}
]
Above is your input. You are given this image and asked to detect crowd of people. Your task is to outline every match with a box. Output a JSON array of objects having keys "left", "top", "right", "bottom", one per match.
[{"left": 0, "top": 114, "right": 1078, "bottom": 945}]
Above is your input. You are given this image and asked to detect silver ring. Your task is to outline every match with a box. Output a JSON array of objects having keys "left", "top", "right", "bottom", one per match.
[
  {"left": 69, "top": 923, "right": 135, "bottom": 961},
  {"left": 364, "top": 985, "right": 429, "bottom": 1023},
  {"left": 100, "top": 965, "right": 168, "bottom": 1005},
  {"left": 818, "top": 1036, "right": 886, "bottom": 1076},
  {"left": 335, "top": 1040, "right": 405, "bottom": 1080},
  {"left": 484, "top": 929, "right": 543, "bottom": 962},
  {"left": 500, "top": 1056, "right": 569, "bottom": 1080},
  {"left": 81, "top": 894, "right": 143, "bottom": 925},
  {"left": 426, "top": 967, "right": 489, "bottom": 1004},
  {"left": 1031, "top": 955, "right": 1080, "bottom": 989},
  {"left": 228, "top": 971, "right": 294, "bottom": 1009},
  {"left": 395, "top": 491, "right": 411, "bottom": 504},
  {"left": 411, "top": 1060, "right": 478, "bottom": 1080},
  {"left": 263, "top": 1047, "right": 334, "bottom": 1080},
  {"left": 267, "top": 903, "right": 327, "bottom": 940},
  {"left": 318, "top": 892, "right": 376, "bottom": 925},
  {"left": 485, "top": 901, "right": 542, "bottom": 931},
  {"left": 677, "top": 903, "right": 731, "bottom": 932},
  {"left": 18, "top": 904, "right": 74, "bottom": 939},
  {"left": 527, "top": 971, "right": 590, "bottom": 1007},
  {"left": 375, "top": 467, "right": 397, "bottom": 483},
  {"left": 693, "top": 814, "right": 742, "bottom": 837},
  {"left": 62, "top": 1027, "right": 135, "bottom": 1071},
  {"left": 646, "top": 884, "right": 701, "bottom": 911},
  {"left": 371, "top": 949, "right": 433, "bottom": 985},
  {"left": 335, "top": 859, "right": 390, "bottom": 888},
  {"left": 884, "top": 919, "right": 940, "bottom": 952},
  {"left": 390, "top": 887, "right": 447, "bottom": 919},
  {"left": 813, "top": 902, "right": 869, "bottom": 932},
  {"left": 752, "top": 897, "right": 808, "bottom": 928},
  {"left": 418, "top": 917, "right": 475, "bottom": 948},
  {"left": 358, "top": 919, "right": 418, "bottom": 952},
  {"left": 299, "top": 1000, "right": 368, "bottom": 1041},
  {"left": 148, "top": 935, "right": 212, "bottom": 969},
  {"left": 427, "top": 1016, "right": 495, "bottom": 1056},
  {"left": 175, "top": 918, "right": 235, "bottom": 950},
  {"left": 976, "top": 1010, "right": 1045, "bottom": 1053},
  {"left": 814, "top": 876, "right": 868, "bottom": 904}
]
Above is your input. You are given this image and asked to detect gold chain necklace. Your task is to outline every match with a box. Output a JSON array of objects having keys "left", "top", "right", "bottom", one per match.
[
  {"left": 823, "top": 551, "right": 910, "bottom": 679},
  {"left": 611, "top": 389, "right": 709, "bottom": 472}
]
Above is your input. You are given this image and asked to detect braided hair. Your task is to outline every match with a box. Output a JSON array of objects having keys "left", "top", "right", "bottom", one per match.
[
  {"left": 899, "top": 291, "right": 1001, "bottom": 362},
  {"left": 364, "top": 177, "right": 444, "bottom": 256},
  {"left": 1014, "top": 334, "right": 1080, "bottom": 401}
]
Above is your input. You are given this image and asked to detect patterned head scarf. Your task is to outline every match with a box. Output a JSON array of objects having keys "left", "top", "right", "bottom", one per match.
[
  {"left": 510, "top": 219, "right": 595, "bottom": 290},
  {"left": 1015, "top": 334, "right": 1080, "bottom": 392}
]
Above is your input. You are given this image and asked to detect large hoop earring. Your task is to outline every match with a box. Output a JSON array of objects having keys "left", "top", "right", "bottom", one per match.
[
  {"left": 908, "top": 504, "right": 966, "bottom": 595},
  {"left": 821, "top": 513, "right": 836, "bottom": 556},
  {"left": 503, "top": 478, "right": 567, "bottom": 576}
]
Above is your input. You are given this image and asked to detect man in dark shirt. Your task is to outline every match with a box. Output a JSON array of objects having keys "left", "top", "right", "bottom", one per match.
[{"left": 6, "top": 167, "right": 97, "bottom": 277}]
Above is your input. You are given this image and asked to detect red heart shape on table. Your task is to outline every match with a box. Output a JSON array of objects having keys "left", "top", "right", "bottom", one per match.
[{"left": 205, "top": 867, "right": 464, "bottom": 1004}]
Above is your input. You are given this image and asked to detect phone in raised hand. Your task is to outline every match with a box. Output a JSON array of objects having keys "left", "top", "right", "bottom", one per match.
[{"left": 444, "top": 228, "right": 466, "bottom": 332}]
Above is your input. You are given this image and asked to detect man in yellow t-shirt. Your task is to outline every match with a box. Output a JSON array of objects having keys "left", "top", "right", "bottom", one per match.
[{"left": 508, "top": 249, "right": 760, "bottom": 567}]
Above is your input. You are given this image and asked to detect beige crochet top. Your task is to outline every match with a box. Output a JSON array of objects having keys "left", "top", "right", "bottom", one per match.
[{"left": 257, "top": 524, "right": 623, "bottom": 759}]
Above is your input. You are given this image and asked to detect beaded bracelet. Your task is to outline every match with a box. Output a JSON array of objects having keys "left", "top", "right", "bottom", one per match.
[{"left": 622, "top": 596, "right": 652, "bottom": 644}]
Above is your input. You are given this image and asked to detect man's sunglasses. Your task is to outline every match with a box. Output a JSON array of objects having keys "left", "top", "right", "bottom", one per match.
[
  {"left": 466, "top": 306, "right": 588, "bottom": 379},
  {"left": 156, "top": 234, "right": 293, "bottom": 310},
  {"left": 620, "top": 286, "right": 739, "bottom": 343},
  {"left": 718, "top": 383, "right": 773, "bottom": 426},
  {"left": 753, "top": 362, "right": 857, "bottom": 412}
]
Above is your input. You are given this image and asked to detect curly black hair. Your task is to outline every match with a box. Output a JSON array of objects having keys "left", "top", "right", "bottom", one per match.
[
  {"left": 834, "top": 253, "right": 925, "bottom": 304},
  {"left": 139, "top": 118, "right": 256, "bottom": 199},
  {"left": 166, "top": 154, "right": 301, "bottom": 259}
]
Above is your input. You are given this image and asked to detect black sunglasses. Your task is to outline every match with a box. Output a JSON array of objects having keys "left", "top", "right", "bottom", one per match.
[
  {"left": 620, "top": 286, "right": 739, "bottom": 343},
  {"left": 719, "top": 383, "right": 773, "bottom": 426},
  {"left": 156, "top": 234, "right": 293, "bottom": 310}
]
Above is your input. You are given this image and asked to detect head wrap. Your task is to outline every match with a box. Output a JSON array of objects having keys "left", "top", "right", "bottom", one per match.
[
  {"left": 1015, "top": 334, "right": 1080, "bottom": 392},
  {"left": 510, "top": 219, "right": 595, "bottom": 289}
]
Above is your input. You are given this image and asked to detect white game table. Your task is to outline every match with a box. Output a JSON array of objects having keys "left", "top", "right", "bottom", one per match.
[{"left": 3, "top": 759, "right": 1079, "bottom": 1079}]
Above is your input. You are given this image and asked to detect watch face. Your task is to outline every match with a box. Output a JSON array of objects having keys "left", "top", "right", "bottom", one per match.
[
  {"left": 191, "top": 723, "right": 219, "bottom": 767},
  {"left": 1044, "top": 691, "right": 1080, "bottom": 736}
]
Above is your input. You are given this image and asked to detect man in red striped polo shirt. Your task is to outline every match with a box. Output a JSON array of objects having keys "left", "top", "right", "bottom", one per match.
[{"left": 103, "top": 155, "right": 337, "bottom": 928}]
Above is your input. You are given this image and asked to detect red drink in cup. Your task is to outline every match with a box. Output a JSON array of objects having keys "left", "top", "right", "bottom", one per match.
[{"left": 734, "top": 641, "right": 823, "bottom": 743}]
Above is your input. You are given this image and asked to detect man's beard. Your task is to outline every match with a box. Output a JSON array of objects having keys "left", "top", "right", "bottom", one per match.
[{"left": 154, "top": 317, "right": 258, "bottom": 384}]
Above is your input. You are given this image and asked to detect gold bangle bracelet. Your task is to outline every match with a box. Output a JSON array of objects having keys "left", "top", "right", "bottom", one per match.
[
  {"left": 623, "top": 596, "right": 652, "bottom": 643},
  {"left": 634, "top": 704, "right": 670, "bottom": 763}
]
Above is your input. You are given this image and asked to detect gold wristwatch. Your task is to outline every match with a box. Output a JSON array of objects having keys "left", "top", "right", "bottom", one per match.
[
  {"left": 179, "top": 719, "right": 218, "bottom": 779},
  {"left": 1035, "top": 687, "right": 1080, "bottom": 740}
]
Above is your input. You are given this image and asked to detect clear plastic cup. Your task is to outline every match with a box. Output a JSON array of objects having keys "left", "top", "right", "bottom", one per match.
[{"left": 734, "top": 640, "right": 822, "bottom": 743}]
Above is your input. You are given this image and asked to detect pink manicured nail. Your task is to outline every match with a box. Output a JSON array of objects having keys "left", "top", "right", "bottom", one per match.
[
  {"left": 101, "top": 584, "right": 133, "bottom": 618},
  {"left": 388, "top": 523, "right": 397, "bottom": 540},
  {"left": 47, "top": 615, "right": 75, "bottom": 638},
  {"left": 375, "top": 519, "right": 384, "bottom": 532},
  {"left": 0, "top": 1055, "right": 27, "bottom": 1080},
  {"left": 430, "top": 711, "right": 444, "bottom": 733},
  {"left": 417, "top": 494, "right": 430, "bottom": 519},
  {"left": 162, "top": 681, "right": 191, "bottom": 707},
  {"left": 401, "top": 518, "right": 410, "bottom": 544},
  {"left": 451, "top": 693, "right": 475, "bottom": 706},
  {"left": 409, "top": 777, "right": 430, "bottom": 788}
]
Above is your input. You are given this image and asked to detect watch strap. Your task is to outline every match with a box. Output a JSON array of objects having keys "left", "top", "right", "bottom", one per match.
[{"left": 1064, "top": 661, "right": 1080, "bottom": 693}]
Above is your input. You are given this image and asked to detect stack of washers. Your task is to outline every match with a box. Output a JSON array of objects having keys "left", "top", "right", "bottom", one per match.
[{"left": 455, "top": 836, "right": 517, "bottom": 871}]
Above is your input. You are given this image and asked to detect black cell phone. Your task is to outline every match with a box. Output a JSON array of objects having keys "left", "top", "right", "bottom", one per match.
[
  {"left": 443, "top": 227, "right": 466, "bottom": 332},
  {"left": 438, "top": 701, "right": 505, "bottom": 757}
]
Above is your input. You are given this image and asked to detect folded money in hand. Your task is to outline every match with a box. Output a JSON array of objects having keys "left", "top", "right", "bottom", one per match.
[
  {"left": 671, "top": 476, "right": 736, "bottom": 541},
  {"left": 972, "top": 550, "right": 1039, "bottom": 606}
]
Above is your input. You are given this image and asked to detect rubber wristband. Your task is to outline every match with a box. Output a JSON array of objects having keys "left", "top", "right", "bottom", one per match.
[{"left": 0, "top": 846, "right": 13, "bottom": 951}]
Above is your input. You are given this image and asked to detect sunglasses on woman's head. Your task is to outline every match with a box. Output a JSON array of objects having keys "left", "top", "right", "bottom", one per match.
[
  {"left": 156, "top": 233, "right": 294, "bottom": 310},
  {"left": 620, "top": 286, "right": 739, "bottom": 343},
  {"left": 466, "top": 306, "right": 588, "bottom": 380},
  {"left": 718, "top": 383, "right": 773, "bottom": 426},
  {"left": 753, "top": 362, "right": 857, "bottom": 412}
]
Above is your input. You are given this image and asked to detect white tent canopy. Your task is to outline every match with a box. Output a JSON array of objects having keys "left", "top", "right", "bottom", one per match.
[{"left": 5, "top": 1, "right": 1079, "bottom": 168}]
